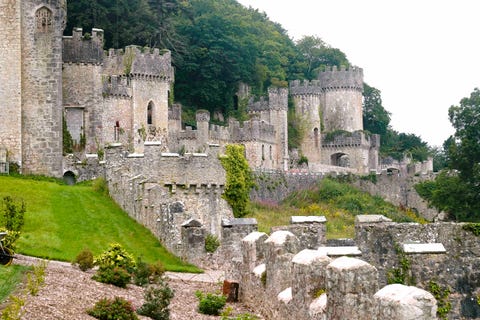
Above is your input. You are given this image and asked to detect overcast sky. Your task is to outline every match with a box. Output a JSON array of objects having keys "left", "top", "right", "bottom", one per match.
[{"left": 236, "top": 0, "right": 480, "bottom": 147}]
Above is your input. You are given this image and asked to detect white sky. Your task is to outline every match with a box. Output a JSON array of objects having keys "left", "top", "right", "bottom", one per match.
[{"left": 236, "top": 0, "right": 480, "bottom": 147}]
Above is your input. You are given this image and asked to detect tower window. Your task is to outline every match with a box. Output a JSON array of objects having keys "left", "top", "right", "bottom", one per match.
[
  {"left": 36, "top": 7, "right": 52, "bottom": 33},
  {"left": 147, "top": 101, "right": 154, "bottom": 125}
]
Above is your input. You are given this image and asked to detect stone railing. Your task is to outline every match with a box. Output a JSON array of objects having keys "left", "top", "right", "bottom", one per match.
[{"left": 237, "top": 216, "right": 438, "bottom": 320}]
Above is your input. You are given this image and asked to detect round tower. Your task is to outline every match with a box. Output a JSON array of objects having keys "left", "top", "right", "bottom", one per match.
[
  {"left": 319, "top": 66, "right": 364, "bottom": 132},
  {"left": 20, "top": 0, "right": 67, "bottom": 176},
  {"left": 289, "top": 80, "right": 323, "bottom": 164}
]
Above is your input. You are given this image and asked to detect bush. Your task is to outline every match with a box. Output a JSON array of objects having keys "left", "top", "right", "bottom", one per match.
[
  {"left": 137, "top": 279, "right": 174, "bottom": 320},
  {"left": 132, "top": 258, "right": 165, "bottom": 286},
  {"left": 205, "top": 234, "right": 220, "bottom": 253},
  {"left": 87, "top": 296, "right": 138, "bottom": 320},
  {"left": 73, "top": 248, "right": 94, "bottom": 271},
  {"left": 195, "top": 291, "right": 227, "bottom": 316},
  {"left": 94, "top": 243, "right": 136, "bottom": 272},
  {"left": 92, "top": 266, "right": 131, "bottom": 288}
]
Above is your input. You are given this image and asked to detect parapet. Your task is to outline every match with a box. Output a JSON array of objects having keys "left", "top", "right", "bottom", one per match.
[
  {"left": 247, "top": 87, "right": 288, "bottom": 112},
  {"left": 103, "top": 45, "right": 174, "bottom": 81},
  {"left": 63, "top": 27, "right": 104, "bottom": 64},
  {"left": 102, "top": 75, "right": 132, "bottom": 98},
  {"left": 318, "top": 65, "right": 363, "bottom": 91},
  {"left": 290, "top": 66, "right": 364, "bottom": 95}
]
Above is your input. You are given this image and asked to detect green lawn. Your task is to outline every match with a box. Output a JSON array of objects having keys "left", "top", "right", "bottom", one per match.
[
  {"left": 0, "top": 264, "right": 30, "bottom": 303},
  {"left": 0, "top": 175, "right": 200, "bottom": 273}
]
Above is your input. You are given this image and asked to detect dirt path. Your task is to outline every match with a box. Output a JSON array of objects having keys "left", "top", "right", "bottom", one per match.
[{"left": 5, "top": 255, "right": 261, "bottom": 320}]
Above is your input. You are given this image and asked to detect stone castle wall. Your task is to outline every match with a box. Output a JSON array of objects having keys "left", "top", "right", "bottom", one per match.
[
  {"left": 0, "top": 0, "right": 22, "bottom": 166},
  {"left": 104, "top": 143, "right": 233, "bottom": 256},
  {"left": 20, "top": 0, "right": 66, "bottom": 176},
  {"left": 237, "top": 224, "right": 437, "bottom": 320},
  {"left": 355, "top": 216, "right": 480, "bottom": 319}
]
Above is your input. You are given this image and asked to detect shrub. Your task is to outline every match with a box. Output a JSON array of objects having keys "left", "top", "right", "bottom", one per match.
[
  {"left": 92, "top": 266, "right": 131, "bottom": 288},
  {"left": 87, "top": 296, "right": 138, "bottom": 320},
  {"left": 195, "top": 291, "right": 227, "bottom": 316},
  {"left": 137, "top": 279, "right": 174, "bottom": 320},
  {"left": 26, "top": 261, "right": 47, "bottom": 296},
  {"left": 73, "top": 248, "right": 94, "bottom": 271},
  {"left": 205, "top": 234, "right": 220, "bottom": 253},
  {"left": 132, "top": 257, "right": 150, "bottom": 286},
  {"left": 132, "top": 258, "right": 165, "bottom": 286},
  {"left": 1, "top": 295, "right": 25, "bottom": 320},
  {"left": 94, "top": 243, "right": 136, "bottom": 272}
]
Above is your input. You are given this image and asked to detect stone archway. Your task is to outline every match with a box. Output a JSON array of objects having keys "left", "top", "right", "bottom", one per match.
[
  {"left": 63, "top": 171, "right": 76, "bottom": 185},
  {"left": 330, "top": 152, "right": 350, "bottom": 168}
]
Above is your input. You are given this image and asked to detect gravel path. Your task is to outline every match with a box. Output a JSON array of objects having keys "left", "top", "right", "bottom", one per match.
[{"left": 6, "top": 255, "right": 262, "bottom": 320}]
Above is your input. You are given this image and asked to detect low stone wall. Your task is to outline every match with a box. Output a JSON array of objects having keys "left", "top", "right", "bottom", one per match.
[
  {"left": 355, "top": 215, "right": 480, "bottom": 319},
  {"left": 238, "top": 228, "right": 437, "bottom": 320}
]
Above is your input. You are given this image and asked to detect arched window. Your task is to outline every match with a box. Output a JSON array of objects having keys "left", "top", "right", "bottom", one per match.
[
  {"left": 147, "top": 101, "right": 154, "bottom": 125},
  {"left": 314, "top": 128, "right": 319, "bottom": 148},
  {"left": 269, "top": 145, "right": 272, "bottom": 160},
  {"left": 36, "top": 7, "right": 52, "bottom": 33},
  {"left": 261, "top": 145, "right": 265, "bottom": 161}
]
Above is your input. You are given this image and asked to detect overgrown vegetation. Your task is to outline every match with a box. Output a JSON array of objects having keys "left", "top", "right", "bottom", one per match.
[
  {"left": 0, "top": 175, "right": 199, "bottom": 272},
  {"left": 220, "top": 145, "right": 256, "bottom": 218},
  {"left": 247, "top": 178, "right": 426, "bottom": 238},
  {"left": 386, "top": 244, "right": 414, "bottom": 286},
  {"left": 427, "top": 280, "right": 451, "bottom": 319},
  {"left": 205, "top": 234, "right": 220, "bottom": 253},
  {"left": 137, "top": 279, "right": 174, "bottom": 320}
]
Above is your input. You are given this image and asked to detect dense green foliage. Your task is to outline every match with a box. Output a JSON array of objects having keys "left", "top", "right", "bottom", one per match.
[
  {"left": 416, "top": 88, "right": 480, "bottom": 221},
  {"left": 0, "top": 176, "right": 199, "bottom": 272},
  {"left": 220, "top": 145, "right": 255, "bottom": 218}
]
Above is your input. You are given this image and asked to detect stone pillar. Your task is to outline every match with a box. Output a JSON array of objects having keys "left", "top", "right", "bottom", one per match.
[
  {"left": 290, "top": 216, "right": 327, "bottom": 249},
  {"left": 291, "top": 249, "right": 332, "bottom": 319},
  {"left": 180, "top": 219, "right": 205, "bottom": 262},
  {"left": 326, "top": 256, "right": 379, "bottom": 320},
  {"left": 373, "top": 284, "right": 437, "bottom": 320},
  {"left": 240, "top": 232, "right": 268, "bottom": 306},
  {"left": 222, "top": 218, "right": 258, "bottom": 281},
  {"left": 264, "top": 230, "right": 299, "bottom": 319}
]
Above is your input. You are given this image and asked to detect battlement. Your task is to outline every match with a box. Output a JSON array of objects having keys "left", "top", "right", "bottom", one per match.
[
  {"left": 63, "top": 27, "right": 104, "bottom": 64},
  {"left": 289, "top": 80, "right": 324, "bottom": 95},
  {"left": 102, "top": 75, "right": 132, "bottom": 98},
  {"left": 103, "top": 45, "right": 174, "bottom": 80},
  {"left": 248, "top": 87, "right": 288, "bottom": 112},
  {"left": 321, "top": 131, "right": 374, "bottom": 148},
  {"left": 290, "top": 66, "right": 363, "bottom": 95},
  {"left": 318, "top": 65, "right": 363, "bottom": 91},
  {"left": 228, "top": 118, "right": 276, "bottom": 142}
]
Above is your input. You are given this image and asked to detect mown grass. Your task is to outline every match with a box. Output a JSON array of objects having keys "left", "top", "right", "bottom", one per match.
[
  {"left": 0, "top": 175, "right": 200, "bottom": 273},
  {"left": 247, "top": 178, "right": 427, "bottom": 239},
  {"left": 0, "top": 265, "right": 30, "bottom": 303}
]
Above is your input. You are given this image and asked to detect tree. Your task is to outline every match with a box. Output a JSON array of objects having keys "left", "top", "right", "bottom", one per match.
[
  {"left": 363, "top": 83, "right": 391, "bottom": 136},
  {"left": 416, "top": 88, "right": 480, "bottom": 221},
  {"left": 219, "top": 145, "right": 255, "bottom": 218},
  {"left": 293, "top": 36, "right": 349, "bottom": 80}
]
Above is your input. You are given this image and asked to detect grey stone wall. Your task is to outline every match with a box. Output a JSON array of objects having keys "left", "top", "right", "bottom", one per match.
[
  {"left": 239, "top": 228, "right": 437, "bottom": 320},
  {"left": 355, "top": 217, "right": 480, "bottom": 319},
  {"left": 0, "top": 0, "right": 22, "bottom": 166},
  {"left": 104, "top": 143, "right": 233, "bottom": 257},
  {"left": 20, "top": 0, "right": 66, "bottom": 176}
]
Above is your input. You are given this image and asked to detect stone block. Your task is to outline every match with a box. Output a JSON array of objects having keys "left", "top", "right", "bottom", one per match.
[
  {"left": 291, "top": 249, "right": 332, "bottom": 319},
  {"left": 373, "top": 284, "right": 437, "bottom": 320},
  {"left": 291, "top": 215, "right": 327, "bottom": 224},
  {"left": 355, "top": 214, "right": 392, "bottom": 224},
  {"left": 402, "top": 243, "right": 446, "bottom": 254},
  {"left": 317, "top": 246, "right": 362, "bottom": 257},
  {"left": 326, "top": 256, "right": 379, "bottom": 320},
  {"left": 309, "top": 294, "right": 327, "bottom": 320}
]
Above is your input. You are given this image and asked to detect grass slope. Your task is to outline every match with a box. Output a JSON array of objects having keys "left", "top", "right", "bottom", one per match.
[
  {"left": 0, "top": 176, "right": 199, "bottom": 273},
  {"left": 248, "top": 178, "right": 427, "bottom": 238},
  {"left": 0, "top": 265, "right": 30, "bottom": 303}
]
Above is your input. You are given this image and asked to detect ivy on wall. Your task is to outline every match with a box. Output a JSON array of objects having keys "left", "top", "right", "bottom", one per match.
[{"left": 219, "top": 144, "right": 255, "bottom": 218}]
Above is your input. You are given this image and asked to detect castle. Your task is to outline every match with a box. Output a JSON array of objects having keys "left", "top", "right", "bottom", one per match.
[{"left": 0, "top": 0, "right": 379, "bottom": 179}]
